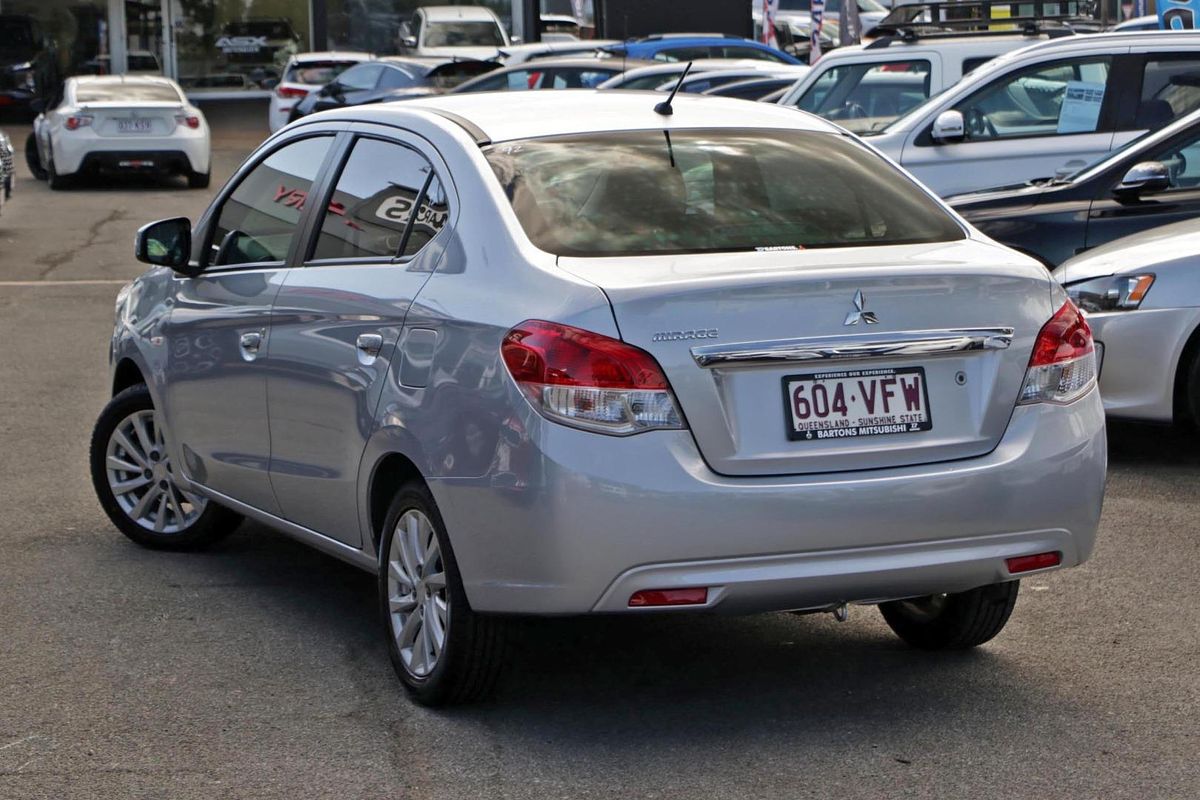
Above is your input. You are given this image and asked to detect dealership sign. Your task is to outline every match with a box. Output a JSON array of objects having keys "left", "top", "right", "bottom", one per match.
[{"left": 216, "top": 35, "right": 269, "bottom": 54}]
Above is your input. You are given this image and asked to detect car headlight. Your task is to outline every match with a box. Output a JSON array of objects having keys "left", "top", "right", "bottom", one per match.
[{"left": 1065, "top": 274, "right": 1154, "bottom": 313}]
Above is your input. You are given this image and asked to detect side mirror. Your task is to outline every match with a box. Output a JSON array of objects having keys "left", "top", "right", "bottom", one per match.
[
  {"left": 402, "top": 35, "right": 418, "bottom": 48},
  {"left": 931, "top": 110, "right": 965, "bottom": 142},
  {"left": 510, "top": 35, "right": 523, "bottom": 44},
  {"left": 135, "top": 217, "right": 196, "bottom": 274},
  {"left": 1115, "top": 161, "right": 1170, "bottom": 198}
]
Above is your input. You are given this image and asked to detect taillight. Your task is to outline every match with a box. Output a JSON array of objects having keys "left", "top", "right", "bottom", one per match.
[
  {"left": 1018, "top": 300, "right": 1097, "bottom": 405},
  {"left": 501, "top": 319, "right": 685, "bottom": 435},
  {"left": 174, "top": 113, "right": 201, "bottom": 129},
  {"left": 275, "top": 85, "right": 309, "bottom": 100},
  {"left": 65, "top": 114, "right": 93, "bottom": 131}
]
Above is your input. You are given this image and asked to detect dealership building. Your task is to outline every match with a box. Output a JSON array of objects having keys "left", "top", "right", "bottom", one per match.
[{"left": 1, "top": 0, "right": 593, "bottom": 97}]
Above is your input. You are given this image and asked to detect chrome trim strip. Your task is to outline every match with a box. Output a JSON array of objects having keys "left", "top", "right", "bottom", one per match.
[
  {"left": 190, "top": 483, "right": 378, "bottom": 573},
  {"left": 691, "top": 328, "right": 1015, "bottom": 368}
]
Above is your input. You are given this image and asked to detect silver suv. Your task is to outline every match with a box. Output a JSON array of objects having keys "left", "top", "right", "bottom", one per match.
[{"left": 90, "top": 92, "right": 1107, "bottom": 705}]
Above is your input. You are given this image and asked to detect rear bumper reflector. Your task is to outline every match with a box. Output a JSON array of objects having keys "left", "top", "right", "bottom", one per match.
[
  {"left": 628, "top": 587, "right": 708, "bottom": 607},
  {"left": 1005, "top": 551, "right": 1062, "bottom": 574}
]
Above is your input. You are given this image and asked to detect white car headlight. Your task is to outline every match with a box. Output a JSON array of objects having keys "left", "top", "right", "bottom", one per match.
[{"left": 1065, "top": 274, "right": 1154, "bottom": 313}]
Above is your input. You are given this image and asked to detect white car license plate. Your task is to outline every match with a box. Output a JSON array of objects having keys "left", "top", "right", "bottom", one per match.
[
  {"left": 783, "top": 366, "right": 932, "bottom": 441},
  {"left": 117, "top": 118, "right": 153, "bottom": 133}
]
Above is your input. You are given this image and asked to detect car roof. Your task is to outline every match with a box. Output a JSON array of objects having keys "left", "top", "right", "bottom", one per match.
[
  {"left": 333, "top": 89, "right": 840, "bottom": 142},
  {"left": 420, "top": 5, "right": 498, "bottom": 21}
]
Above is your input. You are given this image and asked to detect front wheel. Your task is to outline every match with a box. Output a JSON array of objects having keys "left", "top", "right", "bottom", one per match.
[
  {"left": 90, "top": 384, "right": 241, "bottom": 550},
  {"left": 879, "top": 580, "right": 1019, "bottom": 650},
  {"left": 379, "top": 483, "right": 507, "bottom": 706}
]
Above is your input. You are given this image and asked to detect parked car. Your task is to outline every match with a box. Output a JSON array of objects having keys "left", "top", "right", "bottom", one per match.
[
  {"left": 603, "top": 34, "right": 804, "bottom": 65},
  {"left": 287, "top": 57, "right": 498, "bottom": 122},
  {"left": 753, "top": 0, "right": 888, "bottom": 44},
  {"left": 0, "top": 14, "right": 58, "bottom": 111},
  {"left": 398, "top": 5, "right": 510, "bottom": 60},
  {"left": 866, "top": 31, "right": 1200, "bottom": 196},
  {"left": 1111, "top": 15, "right": 1159, "bottom": 32},
  {"left": 539, "top": 14, "right": 582, "bottom": 41},
  {"left": 450, "top": 57, "right": 651, "bottom": 93},
  {"left": 597, "top": 58, "right": 797, "bottom": 90},
  {"left": 269, "top": 51, "right": 373, "bottom": 132},
  {"left": 496, "top": 40, "right": 620, "bottom": 65},
  {"left": 950, "top": 108, "right": 1200, "bottom": 266},
  {"left": 703, "top": 75, "right": 803, "bottom": 101},
  {"left": 661, "top": 65, "right": 810, "bottom": 93},
  {"left": 92, "top": 90, "right": 1104, "bottom": 706},
  {"left": 28, "top": 75, "right": 211, "bottom": 189},
  {"left": 776, "top": 28, "right": 1075, "bottom": 134},
  {"left": 1053, "top": 218, "right": 1200, "bottom": 425}
]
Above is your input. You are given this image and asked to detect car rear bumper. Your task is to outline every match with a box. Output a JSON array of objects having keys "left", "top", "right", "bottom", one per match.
[
  {"left": 55, "top": 132, "right": 208, "bottom": 175},
  {"left": 76, "top": 150, "right": 195, "bottom": 175},
  {"left": 1087, "top": 307, "right": 1200, "bottom": 423},
  {"left": 431, "top": 386, "right": 1106, "bottom": 615}
]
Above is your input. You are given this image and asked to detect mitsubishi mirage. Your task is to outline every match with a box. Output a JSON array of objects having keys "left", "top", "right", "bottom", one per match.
[{"left": 90, "top": 92, "right": 1106, "bottom": 705}]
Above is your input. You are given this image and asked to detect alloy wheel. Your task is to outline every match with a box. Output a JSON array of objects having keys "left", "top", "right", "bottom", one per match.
[
  {"left": 105, "top": 409, "right": 205, "bottom": 533},
  {"left": 386, "top": 509, "right": 449, "bottom": 678}
]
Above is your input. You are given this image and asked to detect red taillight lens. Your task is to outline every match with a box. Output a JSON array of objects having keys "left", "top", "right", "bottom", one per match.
[
  {"left": 1019, "top": 300, "right": 1097, "bottom": 405},
  {"left": 501, "top": 320, "right": 684, "bottom": 435},
  {"left": 629, "top": 588, "right": 708, "bottom": 607},
  {"left": 275, "top": 85, "right": 310, "bottom": 100},
  {"left": 65, "top": 114, "right": 93, "bottom": 130},
  {"left": 174, "top": 114, "right": 201, "bottom": 129},
  {"left": 1006, "top": 552, "right": 1061, "bottom": 574}
]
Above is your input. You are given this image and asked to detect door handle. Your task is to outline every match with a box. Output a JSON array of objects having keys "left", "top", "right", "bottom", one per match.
[
  {"left": 356, "top": 333, "right": 384, "bottom": 365},
  {"left": 239, "top": 330, "right": 263, "bottom": 361}
]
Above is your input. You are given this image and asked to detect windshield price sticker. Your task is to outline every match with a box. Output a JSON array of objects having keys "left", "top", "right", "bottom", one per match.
[{"left": 782, "top": 366, "right": 932, "bottom": 441}]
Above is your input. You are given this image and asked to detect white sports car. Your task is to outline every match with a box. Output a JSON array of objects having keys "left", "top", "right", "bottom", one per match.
[{"left": 30, "top": 75, "right": 211, "bottom": 190}]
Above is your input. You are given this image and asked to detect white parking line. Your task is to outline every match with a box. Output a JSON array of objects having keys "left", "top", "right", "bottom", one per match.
[{"left": 0, "top": 280, "right": 129, "bottom": 287}]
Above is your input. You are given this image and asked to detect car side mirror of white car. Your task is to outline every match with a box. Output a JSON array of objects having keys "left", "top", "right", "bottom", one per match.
[
  {"left": 931, "top": 110, "right": 965, "bottom": 143},
  {"left": 135, "top": 217, "right": 196, "bottom": 275},
  {"left": 511, "top": 35, "right": 523, "bottom": 44},
  {"left": 1115, "top": 161, "right": 1170, "bottom": 199},
  {"left": 402, "top": 35, "right": 418, "bottom": 48}
]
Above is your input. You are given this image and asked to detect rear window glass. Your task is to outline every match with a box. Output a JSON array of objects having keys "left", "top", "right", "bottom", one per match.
[
  {"left": 425, "top": 21, "right": 504, "bottom": 47},
  {"left": 285, "top": 60, "right": 361, "bottom": 85},
  {"left": 75, "top": 83, "right": 182, "bottom": 103},
  {"left": 485, "top": 129, "right": 963, "bottom": 257}
]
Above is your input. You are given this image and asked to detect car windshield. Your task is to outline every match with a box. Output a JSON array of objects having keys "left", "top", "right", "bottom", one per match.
[
  {"left": 425, "top": 21, "right": 504, "bottom": 47},
  {"left": 485, "top": 129, "right": 963, "bottom": 257},
  {"left": 75, "top": 83, "right": 182, "bottom": 103},
  {"left": 285, "top": 60, "right": 360, "bottom": 85}
]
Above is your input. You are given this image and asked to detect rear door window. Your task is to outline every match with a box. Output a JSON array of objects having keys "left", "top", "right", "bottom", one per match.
[
  {"left": 1137, "top": 57, "right": 1200, "bottom": 131},
  {"left": 210, "top": 136, "right": 334, "bottom": 267},
  {"left": 484, "top": 129, "right": 963, "bottom": 257},
  {"left": 310, "top": 137, "right": 447, "bottom": 262}
]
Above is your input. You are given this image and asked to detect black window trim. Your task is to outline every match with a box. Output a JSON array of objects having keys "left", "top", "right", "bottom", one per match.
[
  {"left": 299, "top": 132, "right": 443, "bottom": 268},
  {"left": 196, "top": 129, "right": 346, "bottom": 274}
]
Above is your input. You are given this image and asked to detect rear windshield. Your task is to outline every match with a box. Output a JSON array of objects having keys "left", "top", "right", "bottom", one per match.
[
  {"left": 484, "top": 129, "right": 963, "bottom": 256},
  {"left": 75, "top": 83, "right": 182, "bottom": 103},
  {"left": 285, "top": 60, "right": 360, "bottom": 85},
  {"left": 425, "top": 21, "right": 504, "bottom": 47}
]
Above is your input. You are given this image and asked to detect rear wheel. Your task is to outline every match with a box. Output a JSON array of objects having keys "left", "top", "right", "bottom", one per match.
[
  {"left": 90, "top": 384, "right": 241, "bottom": 550},
  {"left": 879, "top": 581, "right": 1019, "bottom": 650},
  {"left": 24, "top": 133, "right": 47, "bottom": 180},
  {"left": 187, "top": 169, "right": 210, "bottom": 189},
  {"left": 47, "top": 156, "right": 70, "bottom": 190},
  {"left": 1186, "top": 351, "right": 1200, "bottom": 430},
  {"left": 379, "top": 482, "right": 506, "bottom": 706}
]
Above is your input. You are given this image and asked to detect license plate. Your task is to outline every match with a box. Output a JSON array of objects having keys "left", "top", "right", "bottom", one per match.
[
  {"left": 783, "top": 366, "right": 932, "bottom": 441},
  {"left": 117, "top": 118, "right": 153, "bottom": 133}
]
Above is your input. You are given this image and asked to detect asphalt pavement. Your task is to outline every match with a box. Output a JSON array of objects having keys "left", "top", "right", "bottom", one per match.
[{"left": 0, "top": 102, "right": 1197, "bottom": 800}]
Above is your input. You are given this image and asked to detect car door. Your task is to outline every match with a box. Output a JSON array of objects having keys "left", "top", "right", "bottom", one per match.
[
  {"left": 265, "top": 126, "right": 452, "bottom": 546},
  {"left": 901, "top": 53, "right": 1120, "bottom": 196},
  {"left": 160, "top": 133, "right": 338, "bottom": 514},
  {"left": 1086, "top": 124, "right": 1200, "bottom": 252}
]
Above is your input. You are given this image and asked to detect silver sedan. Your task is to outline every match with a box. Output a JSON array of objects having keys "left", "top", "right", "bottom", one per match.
[
  {"left": 90, "top": 91, "right": 1106, "bottom": 705},
  {"left": 1055, "top": 218, "right": 1200, "bottom": 425}
]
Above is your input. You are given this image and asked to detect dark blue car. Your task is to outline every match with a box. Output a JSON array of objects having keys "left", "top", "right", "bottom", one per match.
[{"left": 603, "top": 34, "right": 803, "bottom": 66}]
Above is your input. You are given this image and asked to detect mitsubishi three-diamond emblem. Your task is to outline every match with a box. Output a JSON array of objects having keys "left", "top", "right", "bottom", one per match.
[{"left": 843, "top": 290, "right": 879, "bottom": 326}]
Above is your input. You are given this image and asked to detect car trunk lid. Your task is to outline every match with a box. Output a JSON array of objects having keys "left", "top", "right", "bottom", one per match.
[{"left": 79, "top": 101, "right": 185, "bottom": 137}]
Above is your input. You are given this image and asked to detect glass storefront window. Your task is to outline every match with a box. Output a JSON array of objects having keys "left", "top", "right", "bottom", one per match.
[{"left": 170, "top": 0, "right": 310, "bottom": 93}]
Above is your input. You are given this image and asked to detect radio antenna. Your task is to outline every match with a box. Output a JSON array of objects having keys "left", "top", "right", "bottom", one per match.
[{"left": 654, "top": 61, "right": 693, "bottom": 116}]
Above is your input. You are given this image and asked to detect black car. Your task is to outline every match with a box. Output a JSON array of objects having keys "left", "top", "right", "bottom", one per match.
[
  {"left": 288, "top": 57, "right": 497, "bottom": 122},
  {"left": 950, "top": 108, "right": 1200, "bottom": 268},
  {"left": 0, "top": 14, "right": 58, "bottom": 112}
]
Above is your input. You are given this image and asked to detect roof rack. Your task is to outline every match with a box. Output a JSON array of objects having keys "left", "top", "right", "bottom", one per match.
[{"left": 868, "top": 0, "right": 1095, "bottom": 42}]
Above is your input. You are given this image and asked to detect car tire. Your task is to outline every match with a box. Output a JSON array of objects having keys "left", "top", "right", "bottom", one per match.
[
  {"left": 25, "top": 133, "right": 47, "bottom": 181},
  {"left": 1186, "top": 350, "right": 1200, "bottom": 430},
  {"left": 90, "top": 383, "right": 241, "bottom": 550},
  {"left": 878, "top": 580, "right": 1019, "bottom": 650},
  {"left": 187, "top": 169, "right": 211, "bottom": 189},
  {"left": 378, "top": 482, "right": 507, "bottom": 706}
]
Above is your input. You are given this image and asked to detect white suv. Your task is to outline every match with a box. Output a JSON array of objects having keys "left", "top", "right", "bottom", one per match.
[
  {"left": 865, "top": 31, "right": 1200, "bottom": 196},
  {"left": 777, "top": 30, "right": 1072, "bottom": 134}
]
